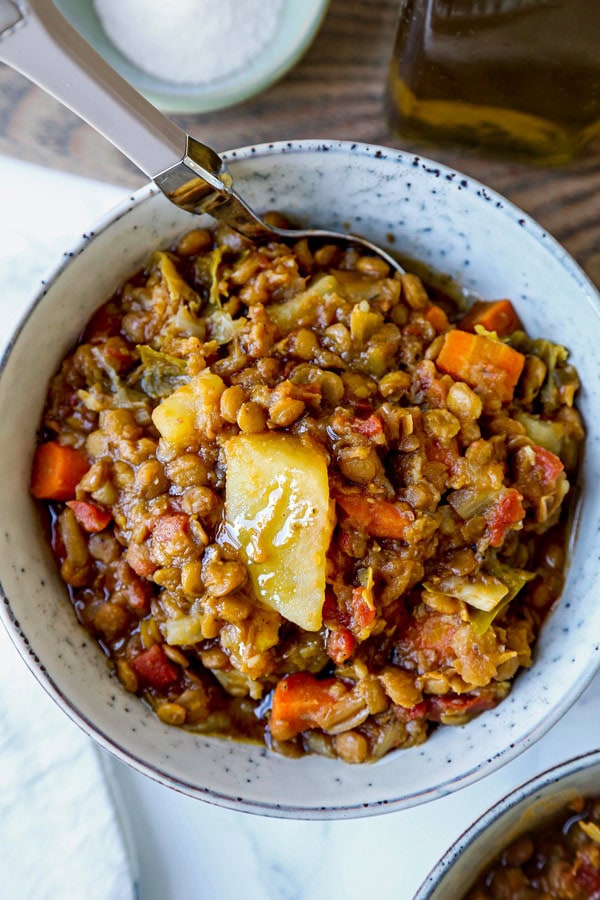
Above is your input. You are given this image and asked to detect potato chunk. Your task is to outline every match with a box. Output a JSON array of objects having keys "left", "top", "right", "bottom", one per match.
[
  {"left": 224, "top": 434, "right": 334, "bottom": 631},
  {"left": 152, "top": 370, "right": 225, "bottom": 447}
]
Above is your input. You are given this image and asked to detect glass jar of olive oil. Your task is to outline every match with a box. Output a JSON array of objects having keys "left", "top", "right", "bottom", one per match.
[{"left": 385, "top": 0, "right": 600, "bottom": 164}]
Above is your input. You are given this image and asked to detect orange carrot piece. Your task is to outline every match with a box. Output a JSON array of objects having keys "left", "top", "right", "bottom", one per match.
[
  {"left": 30, "top": 442, "right": 90, "bottom": 501},
  {"left": 436, "top": 329, "right": 525, "bottom": 404},
  {"left": 270, "top": 672, "right": 342, "bottom": 741},
  {"left": 335, "top": 493, "right": 414, "bottom": 540},
  {"left": 66, "top": 500, "right": 112, "bottom": 533},
  {"left": 459, "top": 299, "right": 521, "bottom": 337},
  {"left": 424, "top": 303, "right": 450, "bottom": 332}
]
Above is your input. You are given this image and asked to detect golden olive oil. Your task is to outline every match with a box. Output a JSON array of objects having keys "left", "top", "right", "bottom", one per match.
[{"left": 386, "top": 0, "right": 600, "bottom": 164}]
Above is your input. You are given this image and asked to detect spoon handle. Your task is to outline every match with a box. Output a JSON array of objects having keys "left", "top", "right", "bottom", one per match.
[
  {"left": 0, "top": 0, "right": 187, "bottom": 175},
  {"left": 0, "top": 0, "right": 271, "bottom": 235}
]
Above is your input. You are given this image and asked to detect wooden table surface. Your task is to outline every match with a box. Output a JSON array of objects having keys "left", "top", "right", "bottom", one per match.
[{"left": 1, "top": 0, "right": 598, "bottom": 288}]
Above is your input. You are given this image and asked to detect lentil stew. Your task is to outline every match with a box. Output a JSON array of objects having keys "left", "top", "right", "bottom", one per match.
[
  {"left": 466, "top": 794, "right": 600, "bottom": 899},
  {"left": 30, "top": 219, "right": 584, "bottom": 763}
]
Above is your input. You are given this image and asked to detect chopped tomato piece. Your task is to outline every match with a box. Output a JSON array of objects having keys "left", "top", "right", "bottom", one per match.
[
  {"left": 426, "top": 436, "right": 459, "bottom": 473},
  {"left": 131, "top": 643, "right": 179, "bottom": 689},
  {"left": 337, "top": 531, "right": 356, "bottom": 556},
  {"left": 151, "top": 514, "right": 189, "bottom": 542},
  {"left": 335, "top": 492, "right": 414, "bottom": 540},
  {"left": 350, "top": 414, "right": 384, "bottom": 437},
  {"left": 30, "top": 442, "right": 90, "bottom": 501},
  {"left": 269, "top": 672, "right": 343, "bottom": 742},
  {"left": 426, "top": 692, "right": 497, "bottom": 722},
  {"left": 484, "top": 488, "right": 525, "bottom": 547},
  {"left": 322, "top": 590, "right": 348, "bottom": 629},
  {"left": 101, "top": 336, "right": 136, "bottom": 372},
  {"left": 531, "top": 444, "right": 564, "bottom": 486},
  {"left": 125, "top": 543, "right": 157, "bottom": 578},
  {"left": 326, "top": 627, "right": 356, "bottom": 664},
  {"left": 125, "top": 571, "right": 153, "bottom": 611},
  {"left": 574, "top": 861, "right": 600, "bottom": 897},
  {"left": 400, "top": 700, "right": 428, "bottom": 721},
  {"left": 350, "top": 586, "right": 376, "bottom": 632},
  {"left": 82, "top": 300, "right": 122, "bottom": 341},
  {"left": 514, "top": 443, "right": 566, "bottom": 506},
  {"left": 66, "top": 500, "right": 112, "bottom": 533}
]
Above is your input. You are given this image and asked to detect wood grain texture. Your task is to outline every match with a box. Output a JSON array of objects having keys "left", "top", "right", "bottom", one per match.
[{"left": 0, "top": 0, "right": 598, "bottom": 286}]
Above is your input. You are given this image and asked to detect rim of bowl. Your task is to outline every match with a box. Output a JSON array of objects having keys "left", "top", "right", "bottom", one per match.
[
  {"left": 1, "top": 139, "right": 600, "bottom": 818},
  {"left": 414, "top": 748, "right": 600, "bottom": 898}
]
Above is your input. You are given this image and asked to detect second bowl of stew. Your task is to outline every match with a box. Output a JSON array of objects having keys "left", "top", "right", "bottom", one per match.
[{"left": 416, "top": 748, "right": 600, "bottom": 898}]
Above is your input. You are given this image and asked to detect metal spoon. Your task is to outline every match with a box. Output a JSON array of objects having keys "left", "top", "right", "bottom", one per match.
[{"left": 0, "top": 0, "right": 402, "bottom": 272}]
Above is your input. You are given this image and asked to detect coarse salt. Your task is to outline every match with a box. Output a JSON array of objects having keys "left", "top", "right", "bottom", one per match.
[{"left": 93, "top": 0, "right": 284, "bottom": 87}]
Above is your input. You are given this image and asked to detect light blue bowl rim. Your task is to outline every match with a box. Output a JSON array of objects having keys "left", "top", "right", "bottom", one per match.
[{"left": 55, "top": 0, "right": 331, "bottom": 114}]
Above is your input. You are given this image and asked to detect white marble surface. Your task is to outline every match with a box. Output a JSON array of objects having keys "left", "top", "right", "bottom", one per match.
[{"left": 1, "top": 155, "right": 599, "bottom": 900}]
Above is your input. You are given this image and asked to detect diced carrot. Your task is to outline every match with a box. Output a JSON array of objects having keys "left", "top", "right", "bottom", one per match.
[
  {"left": 424, "top": 304, "right": 450, "bottom": 333},
  {"left": 531, "top": 444, "right": 564, "bottom": 486},
  {"left": 436, "top": 329, "right": 525, "bottom": 404},
  {"left": 326, "top": 627, "right": 356, "bottom": 665},
  {"left": 269, "top": 672, "right": 343, "bottom": 742},
  {"left": 459, "top": 299, "right": 521, "bottom": 337},
  {"left": 350, "top": 414, "right": 384, "bottom": 437},
  {"left": 484, "top": 488, "right": 525, "bottom": 547},
  {"left": 66, "top": 500, "right": 112, "bottom": 533},
  {"left": 131, "top": 643, "right": 179, "bottom": 689},
  {"left": 335, "top": 493, "right": 414, "bottom": 540},
  {"left": 30, "top": 441, "right": 90, "bottom": 501}
]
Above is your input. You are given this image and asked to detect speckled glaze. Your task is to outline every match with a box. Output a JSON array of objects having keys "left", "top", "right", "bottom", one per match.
[
  {"left": 1, "top": 141, "right": 600, "bottom": 819},
  {"left": 415, "top": 749, "right": 600, "bottom": 898}
]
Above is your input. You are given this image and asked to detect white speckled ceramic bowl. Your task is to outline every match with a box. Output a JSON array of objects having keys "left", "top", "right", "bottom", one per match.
[
  {"left": 1, "top": 141, "right": 600, "bottom": 819},
  {"left": 415, "top": 749, "right": 600, "bottom": 898}
]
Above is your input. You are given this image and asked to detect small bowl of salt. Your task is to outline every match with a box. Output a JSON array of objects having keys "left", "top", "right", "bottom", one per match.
[{"left": 54, "top": 0, "right": 330, "bottom": 113}]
